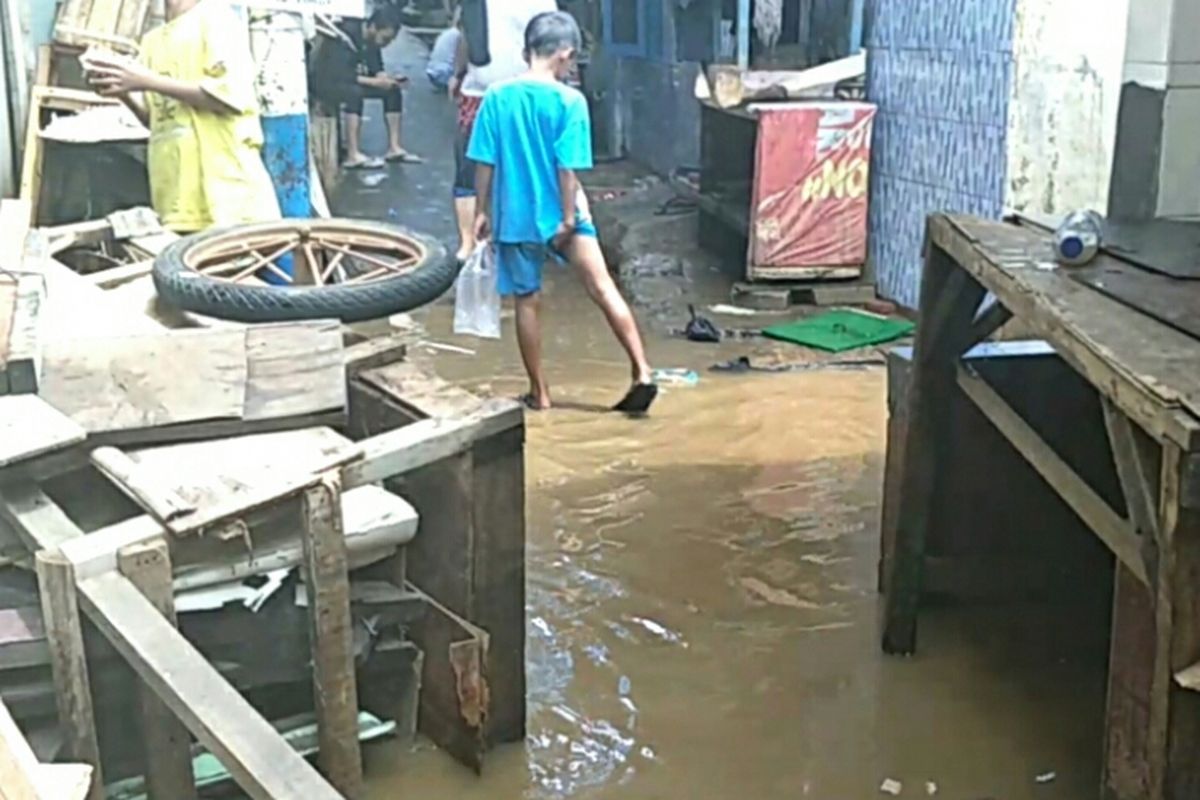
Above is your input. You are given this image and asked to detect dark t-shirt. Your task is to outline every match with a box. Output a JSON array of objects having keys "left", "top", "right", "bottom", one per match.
[{"left": 309, "top": 21, "right": 383, "bottom": 103}]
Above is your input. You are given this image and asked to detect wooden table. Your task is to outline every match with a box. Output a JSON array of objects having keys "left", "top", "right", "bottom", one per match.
[{"left": 882, "top": 213, "right": 1200, "bottom": 800}]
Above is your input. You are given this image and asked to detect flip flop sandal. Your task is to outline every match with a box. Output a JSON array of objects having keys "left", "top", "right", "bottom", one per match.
[
  {"left": 385, "top": 152, "right": 424, "bottom": 164},
  {"left": 613, "top": 383, "right": 659, "bottom": 415},
  {"left": 345, "top": 157, "right": 384, "bottom": 170}
]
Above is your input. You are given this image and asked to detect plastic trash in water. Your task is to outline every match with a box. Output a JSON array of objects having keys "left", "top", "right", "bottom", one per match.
[
  {"left": 652, "top": 368, "right": 700, "bottom": 387},
  {"left": 453, "top": 244, "right": 501, "bottom": 339},
  {"left": 1054, "top": 210, "right": 1104, "bottom": 266}
]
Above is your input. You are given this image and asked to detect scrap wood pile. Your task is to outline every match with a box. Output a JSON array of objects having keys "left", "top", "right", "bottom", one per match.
[{"left": 0, "top": 199, "right": 519, "bottom": 798}]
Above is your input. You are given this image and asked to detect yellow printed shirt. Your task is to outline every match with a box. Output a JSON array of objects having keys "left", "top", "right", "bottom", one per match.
[{"left": 140, "top": 1, "right": 281, "bottom": 232}]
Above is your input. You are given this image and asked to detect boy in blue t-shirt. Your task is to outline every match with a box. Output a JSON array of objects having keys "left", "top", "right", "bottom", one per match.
[{"left": 467, "top": 11, "right": 656, "bottom": 414}]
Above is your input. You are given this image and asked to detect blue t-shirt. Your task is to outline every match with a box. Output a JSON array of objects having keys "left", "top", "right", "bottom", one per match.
[{"left": 466, "top": 77, "right": 593, "bottom": 244}]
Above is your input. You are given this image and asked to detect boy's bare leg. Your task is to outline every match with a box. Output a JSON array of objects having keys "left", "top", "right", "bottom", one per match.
[
  {"left": 566, "top": 235, "right": 653, "bottom": 385},
  {"left": 455, "top": 196, "right": 475, "bottom": 261},
  {"left": 344, "top": 113, "right": 364, "bottom": 163},
  {"left": 515, "top": 292, "right": 551, "bottom": 409},
  {"left": 384, "top": 112, "right": 405, "bottom": 156}
]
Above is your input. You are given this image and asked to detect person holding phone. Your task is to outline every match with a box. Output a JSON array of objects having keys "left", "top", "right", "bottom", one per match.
[{"left": 310, "top": 6, "right": 421, "bottom": 168}]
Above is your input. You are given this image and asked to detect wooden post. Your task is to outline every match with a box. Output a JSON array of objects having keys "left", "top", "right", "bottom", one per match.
[
  {"left": 881, "top": 239, "right": 985, "bottom": 655},
  {"left": 34, "top": 550, "right": 104, "bottom": 800},
  {"left": 301, "top": 477, "right": 364, "bottom": 798},
  {"left": 1149, "top": 443, "right": 1200, "bottom": 799},
  {"left": 117, "top": 540, "right": 197, "bottom": 800}
]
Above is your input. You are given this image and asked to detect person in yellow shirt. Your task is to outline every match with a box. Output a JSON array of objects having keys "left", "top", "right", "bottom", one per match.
[{"left": 84, "top": 0, "right": 281, "bottom": 234}]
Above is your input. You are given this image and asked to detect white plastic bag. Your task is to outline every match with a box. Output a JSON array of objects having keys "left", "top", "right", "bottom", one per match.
[{"left": 453, "top": 244, "right": 501, "bottom": 339}]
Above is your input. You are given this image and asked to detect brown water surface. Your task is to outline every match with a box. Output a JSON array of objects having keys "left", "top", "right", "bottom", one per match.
[{"left": 362, "top": 264, "right": 1106, "bottom": 800}]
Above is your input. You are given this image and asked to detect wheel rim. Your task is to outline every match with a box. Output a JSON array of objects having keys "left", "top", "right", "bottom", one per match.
[{"left": 182, "top": 220, "right": 428, "bottom": 287}]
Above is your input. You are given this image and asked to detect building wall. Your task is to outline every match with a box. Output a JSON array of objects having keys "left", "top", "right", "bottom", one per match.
[
  {"left": 612, "top": 57, "right": 704, "bottom": 175},
  {"left": 867, "top": 0, "right": 1131, "bottom": 308},
  {"left": 1113, "top": 0, "right": 1200, "bottom": 219},
  {"left": 1004, "top": 0, "right": 1129, "bottom": 217},
  {"left": 866, "top": 0, "right": 1016, "bottom": 309}
]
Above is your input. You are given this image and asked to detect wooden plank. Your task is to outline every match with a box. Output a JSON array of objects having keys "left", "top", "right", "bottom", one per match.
[
  {"left": 0, "top": 282, "right": 15, "bottom": 395},
  {"left": 1103, "top": 398, "right": 1162, "bottom": 539},
  {"left": 38, "top": 323, "right": 346, "bottom": 443},
  {"left": 300, "top": 479, "right": 364, "bottom": 797},
  {"left": 172, "top": 485, "right": 417, "bottom": 592},
  {"left": 407, "top": 585, "right": 490, "bottom": 772},
  {"left": 344, "top": 398, "right": 523, "bottom": 489},
  {"left": 968, "top": 297, "right": 1013, "bottom": 349},
  {"left": 83, "top": 260, "right": 153, "bottom": 289},
  {"left": 880, "top": 242, "right": 985, "bottom": 655},
  {"left": 471, "top": 425, "right": 527, "bottom": 746},
  {"left": 39, "top": 329, "right": 247, "bottom": 434},
  {"left": 0, "top": 481, "right": 89, "bottom": 553},
  {"left": 77, "top": 572, "right": 343, "bottom": 800},
  {"left": 343, "top": 332, "right": 411, "bottom": 377},
  {"left": 91, "top": 447, "right": 196, "bottom": 523},
  {"left": 243, "top": 322, "right": 346, "bottom": 422},
  {"left": 956, "top": 366, "right": 1149, "bottom": 583},
  {"left": 0, "top": 396, "right": 87, "bottom": 469},
  {"left": 33, "top": 551, "right": 104, "bottom": 800},
  {"left": 0, "top": 697, "right": 42, "bottom": 800},
  {"left": 931, "top": 215, "right": 1200, "bottom": 449},
  {"left": 117, "top": 540, "right": 197, "bottom": 800},
  {"left": 6, "top": 275, "right": 45, "bottom": 394}
]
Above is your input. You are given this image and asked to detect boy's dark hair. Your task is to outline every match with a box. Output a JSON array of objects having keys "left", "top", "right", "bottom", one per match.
[
  {"left": 524, "top": 11, "right": 581, "bottom": 58},
  {"left": 369, "top": 6, "right": 403, "bottom": 32}
]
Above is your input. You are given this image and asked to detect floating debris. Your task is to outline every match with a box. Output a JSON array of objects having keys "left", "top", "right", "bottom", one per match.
[
  {"left": 880, "top": 778, "right": 903, "bottom": 795},
  {"left": 1035, "top": 771, "right": 1057, "bottom": 784}
]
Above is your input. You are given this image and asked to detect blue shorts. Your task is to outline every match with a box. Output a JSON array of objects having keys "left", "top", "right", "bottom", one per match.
[{"left": 495, "top": 219, "right": 597, "bottom": 297}]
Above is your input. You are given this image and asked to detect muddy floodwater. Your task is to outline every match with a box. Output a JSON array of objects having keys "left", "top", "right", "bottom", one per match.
[
  {"left": 339, "top": 33, "right": 1109, "bottom": 800},
  {"left": 358, "top": 268, "right": 1107, "bottom": 800}
]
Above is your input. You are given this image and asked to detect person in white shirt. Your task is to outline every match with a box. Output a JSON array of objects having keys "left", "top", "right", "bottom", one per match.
[
  {"left": 450, "top": 0, "right": 559, "bottom": 262},
  {"left": 425, "top": 8, "right": 461, "bottom": 92}
]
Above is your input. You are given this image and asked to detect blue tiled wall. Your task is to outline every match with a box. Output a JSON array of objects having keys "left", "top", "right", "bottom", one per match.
[{"left": 866, "top": 0, "right": 1017, "bottom": 308}]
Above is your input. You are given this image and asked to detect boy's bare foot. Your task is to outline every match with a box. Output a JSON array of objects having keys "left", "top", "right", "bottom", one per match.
[{"left": 519, "top": 392, "right": 552, "bottom": 411}]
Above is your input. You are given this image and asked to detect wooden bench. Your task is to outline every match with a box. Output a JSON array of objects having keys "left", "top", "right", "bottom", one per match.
[{"left": 882, "top": 213, "right": 1200, "bottom": 800}]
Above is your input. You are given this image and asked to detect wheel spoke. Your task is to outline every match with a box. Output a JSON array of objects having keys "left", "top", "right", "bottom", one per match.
[
  {"left": 304, "top": 243, "right": 323, "bottom": 286},
  {"left": 342, "top": 266, "right": 392, "bottom": 284},
  {"left": 230, "top": 241, "right": 297, "bottom": 283},
  {"left": 316, "top": 241, "right": 417, "bottom": 274},
  {"left": 321, "top": 250, "right": 348, "bottom": 284}
]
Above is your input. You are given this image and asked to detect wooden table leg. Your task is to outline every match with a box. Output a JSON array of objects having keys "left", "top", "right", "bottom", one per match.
[
  {"left": 118, "top": 539, "right": 197, "bottom": 800},
  {"left": 35, "top": 549, "right": 105, "bottom": 800},
  {"left": 881, "top": 241, "right": 985, "bottom": 655},
  {"left": 302, "top": 477, "right": 365, "bottom": 799},
  {"left": 1149, "top": 443, "right": 1200, "bottom": 799}
]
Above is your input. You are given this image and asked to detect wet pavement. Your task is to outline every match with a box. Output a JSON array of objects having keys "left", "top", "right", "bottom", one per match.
[{"left": 336, "top": 32, "right": 1108, "bottom": 800}]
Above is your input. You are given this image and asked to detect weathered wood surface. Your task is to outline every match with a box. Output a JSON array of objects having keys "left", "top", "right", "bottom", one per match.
[
  {"left": 55, "top": 0, "right": 152, "bottom": 52},
  {"left": 90, "top": 446, "right": 196, "bottom": 523},
  {"left": 117, "top": 540, "right": 197, "bottom": 800},
  {"left": 37, "top": 322, "right": 347, "bottom": 445},
  {"left": 2, "top": 486, "right": 343, "bottom": 799},
  {"left": 0, "top": 697, "right": 93, "bottom": 800},
  {"left": 701, "top": 53, "right": 866, "bottom": 109},
  {"left": 956, "top": 366, "right": 1149, "bottom": 584},
  {"left": 406, "top": 586, "right": 491, "bottom": 772},
  {"left": 0, "top": 396, "right": 86, "bottom": 469},
  {"left": 930, "top": 215, "right": 1200, "bottom": 449},
  {"left": 4, "top": 275, "right": 45, "bottom": 394},
  {"left": 300, "top": 479, "right": 364, "bottom": 797},
  {"left": 348, "top": 361, "right": 528, "bottom": 751},
  {"left": 78, "top": 573, "right": 344, "bottom": 800},
  {"left": 881, "top": 242, "right": 985, "bottom": 655},
  {"left": 33, "top": 551, "right": 103, "bottom": 800}
]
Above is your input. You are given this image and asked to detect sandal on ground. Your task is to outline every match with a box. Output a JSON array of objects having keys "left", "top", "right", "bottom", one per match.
[
  {"left": 344, "top": 156, "right": 384, "bottom": 170},
  {"left": 613, "top": 383, "right": 659, "bottom": 415},
  {"left": 517, "top": 393, "right": 549, "bottom": 411},
  {"left": 385, "top": 151, "right": 424, "bottom": 164}
]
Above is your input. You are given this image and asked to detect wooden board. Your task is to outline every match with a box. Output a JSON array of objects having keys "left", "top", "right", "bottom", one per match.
[
  {"left": 77, "top": 573, "right": 343, "bottom": 800},
  {"left": 932, "top": 215, "right": 1200, "bottom": 447},
  {"left": 1072, "top": 260, "right": 1200, "bottom": 342},
  {"left": 40, "top": 329, "right": 246, "bottom": 434},
  {"left": 37, "top": 323, "right": 346, "bottom": 443},
  {"left": 0, "top": 396, "right": 87, "bottom": 469}
]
